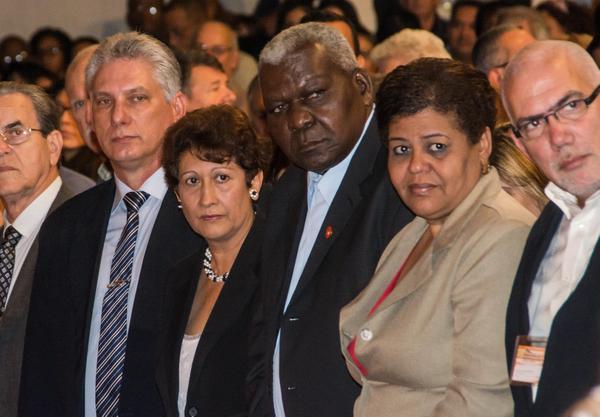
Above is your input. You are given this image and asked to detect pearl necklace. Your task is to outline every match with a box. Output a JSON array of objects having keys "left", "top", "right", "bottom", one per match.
[{"left": 203, "top": 247, "right": 229, "bottom": 283}]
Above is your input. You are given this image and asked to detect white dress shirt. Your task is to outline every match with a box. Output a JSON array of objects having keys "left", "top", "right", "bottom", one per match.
[
  {"left": 273, "top": 109, "right": 374, "bottom": 417},
  {"left": 2, "top": 176, "right": 61, "bottom": 304},
  {"left": 178, "top": 332, "right": 202, "bottom": 417},
  {"left": 84, "top": 168, "right": 168, "bottom": 417},
  {"left": 528, "top": 182, "right": 600, "bottom": 398}
]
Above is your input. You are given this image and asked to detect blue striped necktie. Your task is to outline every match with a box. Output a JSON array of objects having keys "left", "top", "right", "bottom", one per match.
[
  {"left": 96, "top": 191, "right": 150, "bottom": 417},
  {"left": 0, "top": 226, "right": 22, "bottom": 312}
]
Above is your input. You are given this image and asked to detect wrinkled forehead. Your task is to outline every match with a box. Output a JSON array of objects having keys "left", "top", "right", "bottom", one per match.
[
  {"left": 260, "top": 52, "right": 347, "bottom": 102},
  {"left": 261, "top": 43, "right": 341, "bottom": 79},
  {"left": 0, "top": 93, "right": 37, "bottom": 126},
  {"left": 198, "top": 24, "right": 232, "bottom": 46},
  {"left": 505, "top": 57, "right": 592, "bottom": 117}
]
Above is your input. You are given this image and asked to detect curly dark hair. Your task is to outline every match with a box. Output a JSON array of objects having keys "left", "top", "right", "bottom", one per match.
[
  {"left": 162, "top": 104, "right": 272, "bottom": 189},
  {"left": 30, "top": 27, "right": 73, "bottom": 71},
  {"left": 376, "top": 58, "right": 496, "bottom": 144}
]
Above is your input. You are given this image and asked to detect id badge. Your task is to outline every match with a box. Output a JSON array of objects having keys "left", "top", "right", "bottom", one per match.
[{"left": 510, "top": 335, "right": 547, "bottom": 386}]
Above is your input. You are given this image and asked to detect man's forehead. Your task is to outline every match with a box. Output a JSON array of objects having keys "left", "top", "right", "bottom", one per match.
[
  {"left": 92, "top": 58, "right": 157, "bottom": 91},
  {"left": 0, "top": 93, "right": 36, "bottom": 124},
  {"left": 199, "top": 23, "right": 230, "bottom": 45},
  {"left": 191, "top": 65, "right": 226, "bottom": 82},
  {"left": 267, "top": 42, "right": 335, "bottom": 72}
]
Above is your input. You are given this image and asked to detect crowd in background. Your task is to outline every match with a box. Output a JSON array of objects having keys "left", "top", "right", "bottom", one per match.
[{"left": 1, "top": 0, "right": 599, "bottom": 188}]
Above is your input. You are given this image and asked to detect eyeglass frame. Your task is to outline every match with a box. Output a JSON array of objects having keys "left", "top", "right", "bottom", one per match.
[
  {"left": 200, "top": 43, "right": 234, "bottom": 57},
  {"left": 511, "top": 84, "right": 600, "bottom": 140},
  {"left": 0, "top": 124, "right": 45, "bottom": 147}
]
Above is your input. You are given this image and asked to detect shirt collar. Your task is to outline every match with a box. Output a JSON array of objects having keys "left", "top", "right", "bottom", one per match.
[
  {"left": 111, "top": 167, "right": 168, "bottom": 214},
  {"left": 4, "top": 176, "right": 62, "bottom": 238},
  {"left": 307, "top": 106, "right": 375, "bottom": 205},
  {"left": 545, "top": 181, "right": 600, "bottom": 220}
]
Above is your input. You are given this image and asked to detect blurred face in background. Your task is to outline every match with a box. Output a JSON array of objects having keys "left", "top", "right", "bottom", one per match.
[
  {"left": 55, "top": 89, "right": 85, "bottom": 150},
  {"left": 185, "top": 65, "right": 236, "bottom": 111},
  {"left": 448, "top": 5, "right": 478, "bottom": 63},
  {"left": 36, "top": 36, "right": 66, "bottom": 76}
]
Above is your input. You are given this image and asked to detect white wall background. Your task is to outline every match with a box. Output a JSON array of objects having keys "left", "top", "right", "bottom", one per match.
[
  {"left": 0, "top": 0, "right": 376, "bottom": 41},
  {"left": 0, "top": 0, "right": 128, "bottom": 40}
]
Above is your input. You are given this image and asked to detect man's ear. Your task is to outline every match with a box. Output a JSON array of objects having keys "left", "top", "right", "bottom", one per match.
[
  {"left": 170, "top": 91, "right": 187, "bottom": 122},
  {"left": 46, "top": 129, "right": 64, "bottom": 167},
  {"left": 487, "top": 68, "right": 503, "bottom": 93},
  {"left": 353, "top": 68, "right": 373, "bottom": 106}
]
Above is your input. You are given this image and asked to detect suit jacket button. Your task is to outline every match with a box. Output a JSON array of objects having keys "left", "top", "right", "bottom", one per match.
[
  {"left": 288, "top": 317, "right": 299, "bottom": 322},
  {"left": 188, "top": 406, "right": 198, "bottom": 417},
  {"left": 287, "top": 385, "right": 296, "bottom": 391},
  {"left": 360, "top": 328, "right": 373, "bottom": 341}
]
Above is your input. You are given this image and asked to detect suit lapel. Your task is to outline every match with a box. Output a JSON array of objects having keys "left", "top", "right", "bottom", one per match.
[
  {"left": 76, "top": 181, "right": 115, "bottom": 394},
  {"left": 126, "top": 189, "right": 199, "bottom": 360},
  {"left": 1, "top": 185, "right": 74, "bottom": 316},
  {"left": 517, "top": 203, "right": 563, "bottom": 335},
  {"left": 288, "top": 120, "right": 383, "bottom": 306},
  {"left": 187, "top": 218, "right": 263, "bottom": 395},
  {"left": 269, "top": 167, "right": 307, "bottom": 314}
]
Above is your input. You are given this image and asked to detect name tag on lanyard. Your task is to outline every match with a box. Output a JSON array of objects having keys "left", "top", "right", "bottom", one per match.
[{"left": 510, "top": 335, "right": 548, "bottom": 385}]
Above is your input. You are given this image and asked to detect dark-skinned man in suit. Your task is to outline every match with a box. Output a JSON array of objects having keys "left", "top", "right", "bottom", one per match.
[{"left": 251, "top": 22, "right": 413, "bottom": 417}]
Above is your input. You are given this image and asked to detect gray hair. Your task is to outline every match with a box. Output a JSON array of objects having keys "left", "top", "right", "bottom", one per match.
[
  {"left": 496, "top": 6, "right": 549, "bottom": 40},
  {"left": 502, "top": 40, "right": 600, "bottom": 118},
  {"left": 85, "top": 31, "right": 181, "bottom": 101},
  {"left": 66, "top": 44, "right": 98, "bottom": 84},
  {"left": 259, "top": 22, "right": 357, "bottom": 73},
  {"left": 370, "top": 29, "right": 450, "bottom": 70},
  {"left": 473, "top": 24, "right": 521, "bottom": 74},
  {"left": 0, "top": 81, "right": 60, "bottom": 135}
]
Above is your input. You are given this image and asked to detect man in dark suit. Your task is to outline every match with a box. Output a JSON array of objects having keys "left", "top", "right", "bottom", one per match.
[
  {"left": 502, "top": 40, "right": 600, "bottom": 417},
  {"left": 0, "top": 81, "right": 73, "bottom": 417},
  {"left": 20, "top": 32, "right": 200, "bottom": 417},
  {"left": 253, "top": 22, "right": 413, "bottom": 417}
]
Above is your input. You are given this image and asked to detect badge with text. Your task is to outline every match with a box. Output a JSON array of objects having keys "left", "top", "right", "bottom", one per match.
[{"left": 510, "top": 335, "right": 547, "bottom": 386}]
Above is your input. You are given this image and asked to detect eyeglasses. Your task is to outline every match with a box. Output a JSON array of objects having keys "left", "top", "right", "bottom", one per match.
[
  {"left": 0, "top": 125, "right": 44, "bottom": 146},
  {"left": 200, "top": 43, "right": 233, "bottom": 57},
  {"left": 512, "top": 84, "right": 600, "bottom": 141},
  {"left": 39, "top": 46, "right": 63, "bottom": 57}
]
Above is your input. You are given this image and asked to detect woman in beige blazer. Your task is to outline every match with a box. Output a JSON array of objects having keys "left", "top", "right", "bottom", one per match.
[{"left": 340, "top": 58, "right": 535, "bottom": 417}]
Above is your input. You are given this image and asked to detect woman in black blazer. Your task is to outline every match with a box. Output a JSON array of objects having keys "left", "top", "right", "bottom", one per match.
[{"left": 157, "top": 105, "right": 271, "bottom": 417}]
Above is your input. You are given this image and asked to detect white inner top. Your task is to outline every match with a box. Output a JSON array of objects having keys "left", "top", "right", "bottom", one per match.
[{"left": 178, "top": 332, "right": 202, "bottom": 417}]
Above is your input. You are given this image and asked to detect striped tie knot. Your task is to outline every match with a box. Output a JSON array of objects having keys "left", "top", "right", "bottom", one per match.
[{"left": 123, "top": 191, "right": 149, "bottom": 213}]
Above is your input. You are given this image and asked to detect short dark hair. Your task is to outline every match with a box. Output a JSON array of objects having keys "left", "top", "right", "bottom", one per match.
[
  {"left": 472, "top": 24, "right": 521, "bottom": 73},
  {"left": 451, "top": 0, "right": 483, "bottom": 21},
  {"left": 162, "top": 105, "right": 272, "bottom": 188},
  {"left": 376, "top": 58, "right": 496, "bottom": 143},
  {"left": 178, "top": 49, "right": 225, "bottom": 95},
  {"left": 300, "top": 10, "right": 360, "bottom": 56},
  {"left": 30, "top": 27, "right": 73, "bottom": 68}
]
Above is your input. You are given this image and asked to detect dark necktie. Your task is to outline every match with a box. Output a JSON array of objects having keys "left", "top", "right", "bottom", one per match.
[
  {"left": 0, "top": 226, "right": 22, "bottom": 312},
  {"left": 95, "top": 191, "right": 149, "bottom": 417}
]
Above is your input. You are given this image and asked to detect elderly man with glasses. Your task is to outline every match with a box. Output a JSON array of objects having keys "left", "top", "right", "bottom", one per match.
[
  {"left": 0, "top": 81, "right": 74, "bottom": 417},
  {"left": 501, "top": 40, "right": 600, "bottom": 417}
]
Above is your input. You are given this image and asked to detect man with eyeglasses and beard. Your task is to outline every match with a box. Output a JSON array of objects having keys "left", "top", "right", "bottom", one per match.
[{"left": 502, "top": 40, "right": 600, "bottom": 417}]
